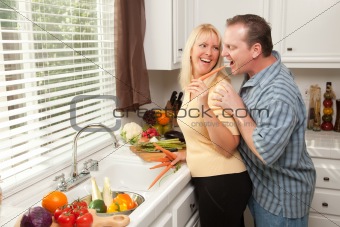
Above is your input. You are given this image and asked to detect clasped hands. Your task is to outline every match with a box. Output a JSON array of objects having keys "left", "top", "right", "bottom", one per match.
[{"left": 187, "top": 79, "right": 245, "bottom": 115}]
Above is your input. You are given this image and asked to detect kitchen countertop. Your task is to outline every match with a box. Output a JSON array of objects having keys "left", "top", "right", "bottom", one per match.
[
  {"left": 1, "top": 131, "right": 339, "bottom": 226},
  {"left": 0, "top": 143, "right": 191, "bottom": 227},
  {"left": 305, "top": 130, "right": 340, "bottom": 159}
]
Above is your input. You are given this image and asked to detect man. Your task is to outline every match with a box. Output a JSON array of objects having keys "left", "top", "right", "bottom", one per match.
[{"left": 212, "top": 14, "right": 316, "bottom": 227}]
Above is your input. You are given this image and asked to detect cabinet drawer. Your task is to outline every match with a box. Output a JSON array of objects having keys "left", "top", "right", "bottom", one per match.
[
  {"left": 150, "top": 213, "right": 172, "bottom": 227},
  {"left": 313, "top": 159, "right": 340, "bottom": 190},
  {"left": 309, "top": 213, "right": 340, "bottom": 227},
  {"left": 172, "top": 184, "right": 198, "bottom": 227},
  {"left": 311, "top": 189, "right": 340, "bottom": 216}
]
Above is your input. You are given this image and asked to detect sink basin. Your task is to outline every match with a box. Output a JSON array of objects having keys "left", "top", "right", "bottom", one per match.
[
  {"left": 90, "top": 160, "right": 169, "bottom": 191},
  {"left": 63, "top": 157, "right": 178, "bottom": 219},
  {"left": 65, "top": 158, "right": 173, "bottom": 203}
]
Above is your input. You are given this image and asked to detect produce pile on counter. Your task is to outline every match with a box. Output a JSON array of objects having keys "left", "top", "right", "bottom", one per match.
[
  {"left": 17, "top": 176, "right": 136, "bottom": 227},
  {"left": 142, "top": 109, "right": 173, "bottom": 136},
  {"left": 134, "top": 138, "right": 185, "bottom": 152},
  {"left": 89, "top": 177, "right": 137, "bottom": 214},
  {"left": 18, "top": 191, "right": 94, "bottom": 227},
  {"left": 120, "top": 110, "right": 177, "bottom": 146}
]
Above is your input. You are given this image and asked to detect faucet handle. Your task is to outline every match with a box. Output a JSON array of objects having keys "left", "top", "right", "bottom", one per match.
[
  {"left": 88, "top": 159, "right": 99, "bottom": 171},
  {"left": 81, "top": 160, "right": 91, "bottom": 174},
  {"left": 54, "top": 173, "right": 67, "bottom": 191},
  {"left": 82, "top": 159, "right": 99, "bottom": 173}
]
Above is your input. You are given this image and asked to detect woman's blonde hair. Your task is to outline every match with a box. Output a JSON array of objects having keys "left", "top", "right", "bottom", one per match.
[{"left": 179, "top": 24, "right": 229, "bottom": 89}]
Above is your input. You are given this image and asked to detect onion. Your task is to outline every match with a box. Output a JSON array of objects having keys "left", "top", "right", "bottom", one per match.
[{"left": 20, "top": 206, "right": 52, "bottom": 227}]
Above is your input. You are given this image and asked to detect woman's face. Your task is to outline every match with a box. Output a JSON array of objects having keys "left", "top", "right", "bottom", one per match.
[{"left": 191, "top": 32, "right": 220, "bottom": 79}]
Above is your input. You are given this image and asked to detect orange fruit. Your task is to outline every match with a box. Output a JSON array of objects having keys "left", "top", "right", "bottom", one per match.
[
  {"left": 42, "top": 190, "right": 68, "bottom": 213},
  {"left": 157, "top": 113, "right": 170, "bottom": 126}
]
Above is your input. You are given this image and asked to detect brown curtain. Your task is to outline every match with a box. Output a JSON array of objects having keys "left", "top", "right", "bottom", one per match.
[{"left": 114, "top": 0, "right": 151, "bottom": 111}]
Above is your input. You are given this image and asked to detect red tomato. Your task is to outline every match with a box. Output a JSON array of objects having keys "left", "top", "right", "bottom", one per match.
[
  {"left": 71, "top": 199, "right": 88, "bottom": 209},
  {"left": 58, "top": 212, "right": 76, "bottom": 227},
  {"left": 54, "top": 206, "right": 72, "bottom": 221},
  {"left": 76, "top": 212, "right": 93, "bottom": 227},
  {"left": 72, "top": 206, "right": 88, "bottom": 219}
]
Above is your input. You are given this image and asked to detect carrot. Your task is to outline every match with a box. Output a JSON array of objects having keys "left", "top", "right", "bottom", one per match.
[
  {"left": 199, "top": 65, "right": 227, "bottom": 81},
  {"left": 149, "top": 157, "right": 171, "bottom": 162},
  {"left": 150, "top": 161, "right": 171, "bottom": 169},
  {"left": 148, "top": 164, "right": 174, "bottom": 189},
  {"left": 153, "top": 143, "right": 177, "bottom": 161}
]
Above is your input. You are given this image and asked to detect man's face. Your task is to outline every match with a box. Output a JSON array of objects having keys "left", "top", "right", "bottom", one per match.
[{"left": 221, "top": 24, "right": 254, "bottom": 76}]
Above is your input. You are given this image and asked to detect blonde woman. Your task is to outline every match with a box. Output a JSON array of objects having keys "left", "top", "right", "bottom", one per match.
[{"left": 172, "top": 24, "right": 252, "bottom": 227}]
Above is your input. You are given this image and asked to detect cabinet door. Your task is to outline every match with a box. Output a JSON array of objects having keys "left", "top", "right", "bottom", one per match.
[
  {"left": 144, "top": 0, "right": 174, "bottom": 70},
  {"left": 271, "top": 0, "right": 340, "bottom": 68},
  {"left": 172, "top": 184, "right": 198, "bottom": 227},
  {"left": 311, "top": 188, "right": 340, "bottom": 216},
  {"left": 194, "top": 0, "right": 269, "bottom": 36},
  {"left": 309, "top": 213, "right": 340, "bottom": 227},
  {"left": 150, "top": 212, "right": 173, "bottom": 227},
  {"left": 313, "top": 158, "right": 340, "bottom": 190},
  {"left": 173, "top": 0, "right": 185, "bottom": 64}
]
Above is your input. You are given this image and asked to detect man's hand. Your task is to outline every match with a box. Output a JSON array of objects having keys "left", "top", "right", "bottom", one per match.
[{"left": 210, "top": 80, "right": 245, "bottom": 114}]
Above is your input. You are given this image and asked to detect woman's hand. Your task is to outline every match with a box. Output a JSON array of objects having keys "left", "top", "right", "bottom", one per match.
[
  {"left": 186, "top": 79, "right": 209, "bottom": 107},
  {"left": 171, "top": 151, "right": 186, "bottom": 166},
  {"left": 210, "top": 80, "right": 245, "bottom": 115}
]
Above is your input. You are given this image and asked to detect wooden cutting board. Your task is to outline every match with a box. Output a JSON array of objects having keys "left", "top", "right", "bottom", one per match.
[
  {"left": 14, "top": 209, "right": 130, "bottom": 227},
  {"left": 130, "top": 146, "right": 185, "bottom": 162}
]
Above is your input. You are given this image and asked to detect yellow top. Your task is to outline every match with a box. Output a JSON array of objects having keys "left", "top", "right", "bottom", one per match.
[{"left": 177, "top": 76, "right": 247, "bottom": 177}]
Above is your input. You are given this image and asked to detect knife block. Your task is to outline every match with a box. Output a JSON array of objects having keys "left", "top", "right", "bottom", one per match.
[{"left": 165, "top": 100, "right": 179, "bottom": 127}]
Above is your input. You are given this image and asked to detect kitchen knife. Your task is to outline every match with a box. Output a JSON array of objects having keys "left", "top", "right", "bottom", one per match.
[
  {"left": 169, "top": 91, "right": 177, "bottom": 106},
  {"left": 176, "top": 92, "right": 183, "bottom": 109}
]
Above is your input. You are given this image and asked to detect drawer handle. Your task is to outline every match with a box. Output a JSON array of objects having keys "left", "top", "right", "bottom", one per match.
[
  {"left": 322, "top": 202, "right": 328, "bottom": 207},
  {"left": 178, "top": 48, "right": 183, "bottom": 51},
  {"left": 287, "top": 47, "right": 293, "bottom": 51},
  {"left": 323, "top": 177, "right": 330, "bottom": 181},
  {"left": 190, "top": 203, "right": 196, "bottom": 210}
]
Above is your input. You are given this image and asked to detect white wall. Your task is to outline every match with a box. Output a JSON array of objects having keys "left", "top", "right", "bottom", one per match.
[
  {"left": 122, "top": 68, "right": 340, "bottom": 127},
  {"left": 146, "top": 68, "right": 340, "bottom": 106}
]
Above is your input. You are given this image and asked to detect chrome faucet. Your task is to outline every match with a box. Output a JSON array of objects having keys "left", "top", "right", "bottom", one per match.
[
  {"left": 55, "top": 123, "right": 119, "bottom": 191},
  {"left": 71, "top": 123, "right": 119, "bottom": 178}
]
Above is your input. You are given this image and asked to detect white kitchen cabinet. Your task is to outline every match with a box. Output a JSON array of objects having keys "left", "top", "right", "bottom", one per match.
[
  {"left": 307, "top": 132, "right": 340, "bottom": 227},
  {"left": 269, "top": 0, "right": 340, "bottom": 68},
  {"left": 150, "top": 182, "right": 199, "bottom": 227},
  {"left": 309, "top": 214, "right": 340, "bottom": 227},
  {"left": 192, "top": 0, "right": 340, "bottom": 68},
  {"left": 144, "top": 0, "right": 194, "bottom": 70},
  {"left": 193, "top": 0, "right": 270, "bottom": 38},
  {"left": 150, "top": 212, "right": 173, "bottom": 227}
]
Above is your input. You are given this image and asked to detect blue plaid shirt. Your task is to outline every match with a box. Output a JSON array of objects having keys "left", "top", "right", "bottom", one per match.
[{"left": 238, "top": 51, "right": 316, "bottom": 218}]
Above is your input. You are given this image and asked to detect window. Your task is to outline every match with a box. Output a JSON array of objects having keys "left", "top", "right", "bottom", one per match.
[{"left": 0, "top": 0, "right": 116, "bottom": 197}]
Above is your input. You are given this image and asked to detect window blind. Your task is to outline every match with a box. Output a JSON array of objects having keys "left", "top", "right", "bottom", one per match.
[{"left": 0, "top": 0, "right": 116, "bottom": 197}]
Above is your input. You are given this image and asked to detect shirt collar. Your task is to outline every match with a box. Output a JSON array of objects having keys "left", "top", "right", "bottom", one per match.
[{"left": 242, "top": 50, "right": 281, "bottom": 89}]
